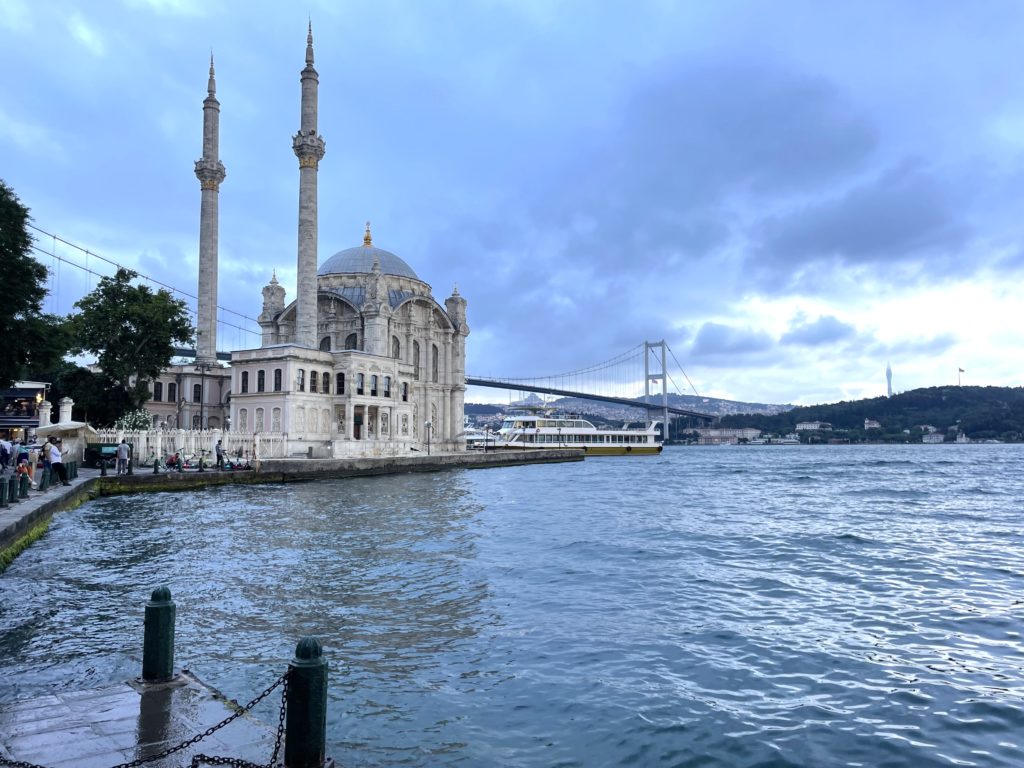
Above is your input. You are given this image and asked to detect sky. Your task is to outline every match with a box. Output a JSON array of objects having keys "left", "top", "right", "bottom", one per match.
[{"left": 2, "top": 0, "right": 1023, "bottom": 407}]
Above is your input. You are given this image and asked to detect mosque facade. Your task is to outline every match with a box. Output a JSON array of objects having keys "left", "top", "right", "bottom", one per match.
[{"left": 194, "top": 27, "right": 469, "bottom": 457}]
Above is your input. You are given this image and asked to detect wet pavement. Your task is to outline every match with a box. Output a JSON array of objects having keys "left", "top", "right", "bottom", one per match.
[{"left": 0, "top": 671, "right": 278, "bottom": 767}]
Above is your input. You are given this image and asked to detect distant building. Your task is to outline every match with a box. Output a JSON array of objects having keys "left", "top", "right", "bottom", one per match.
[
  {"left": 796, "top": 421, "right": 831, "bottom": 431},
  {"left": 693, "top": 427, "right": 761, "bottom": 445},
  {"left": 921, "top": 433, "right": 944, "bottom": 443},
  {"left": 864, "top": 418, "right": 882, "bottom": 430}
]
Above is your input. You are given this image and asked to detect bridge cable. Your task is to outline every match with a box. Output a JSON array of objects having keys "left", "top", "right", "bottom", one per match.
[{"left": 27, "top": 223, "right": 262, "bottom": 337}]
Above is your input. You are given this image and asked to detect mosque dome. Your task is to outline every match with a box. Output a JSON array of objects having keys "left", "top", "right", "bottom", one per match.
[{"left": 318, "top": 222, "right": 419, "bottom": 280}]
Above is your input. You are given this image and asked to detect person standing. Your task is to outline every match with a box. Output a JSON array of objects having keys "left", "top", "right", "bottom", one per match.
[
  {"left": 116, "top": 438, "right": 130, "bottom": 475},
  {"left": 215, "top": 440, "right": 224, "bottom": 470},
  {"left": 50, "top": 437, "right": 69, "bottom": 486}
]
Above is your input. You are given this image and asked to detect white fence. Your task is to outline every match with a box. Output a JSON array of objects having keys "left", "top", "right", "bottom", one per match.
[{"left": 92, "top": 429, "right": 287, "bottom": 464}]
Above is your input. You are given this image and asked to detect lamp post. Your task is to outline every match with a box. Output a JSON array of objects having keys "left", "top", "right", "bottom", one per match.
[
  {"left": 195, "top": 363, "right": 211, "bottom": 430},
  {"left": 425, "top": 421, "right": 432, "bottom": 456}
]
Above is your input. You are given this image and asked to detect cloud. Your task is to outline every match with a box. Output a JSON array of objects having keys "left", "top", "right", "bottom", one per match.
[
  {"left": 0, "top": 109, "right": 66, "bottom": 159},
  {"left": 690, "top": 321, "right": 774, "bottom": 362},
  {"left": 748, "top": 160, "right": 970, "bottom": 292},
  {"left": 67, "top": 12, "right": 106, "bottom": 57},
  {"left": 781, "top": 315, "right": 857, "bottom": 346}
]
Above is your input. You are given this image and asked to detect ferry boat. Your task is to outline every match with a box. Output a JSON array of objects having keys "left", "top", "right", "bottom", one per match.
[{"left": 490, "top": 408, "right": 662, "bottom": 455}]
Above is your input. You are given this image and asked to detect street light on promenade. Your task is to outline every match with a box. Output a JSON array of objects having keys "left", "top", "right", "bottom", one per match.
[
  {"left": 195, "top": 363, "right": 211, "bottom": 430},
  {"left": 425, "top": 420, "right": 432, "bottom": 456}
]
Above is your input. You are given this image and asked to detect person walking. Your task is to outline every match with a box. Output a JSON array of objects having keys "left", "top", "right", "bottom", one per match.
[
  {"left": 116, "top": 438, "right": 130, "bottom": 475},
  {"left": 50, "top": 437, "right": 69, "bottom": 486}
]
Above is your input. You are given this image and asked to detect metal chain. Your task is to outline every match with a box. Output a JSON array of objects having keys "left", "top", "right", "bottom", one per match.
[
  {"left": 0, "top": 670, "right": 289, "bottom": 768},
  {"left": 191, "top": 667, "right": 290, "bottom": 768}
]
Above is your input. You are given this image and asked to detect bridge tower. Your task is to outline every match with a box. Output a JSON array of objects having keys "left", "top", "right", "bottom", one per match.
[{"left": 644, "top": 340, "right": 670, "bottom": 441}]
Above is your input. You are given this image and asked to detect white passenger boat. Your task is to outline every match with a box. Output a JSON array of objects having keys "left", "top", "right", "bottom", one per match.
[{"left": 490, "top": 408, "right": 662, "bottom": 455}]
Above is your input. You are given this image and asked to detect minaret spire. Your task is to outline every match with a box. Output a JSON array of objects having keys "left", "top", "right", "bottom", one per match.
[
  {"left": 292, "top": 23, "right": 326, "bottom": 349},
  {"left": 194, "top": 53, "right": 227, "bottom": 368}
]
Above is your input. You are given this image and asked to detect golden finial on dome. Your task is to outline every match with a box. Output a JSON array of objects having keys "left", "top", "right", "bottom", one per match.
[{"left": 363, "top": 221, "right": 373, "bottom": 247}]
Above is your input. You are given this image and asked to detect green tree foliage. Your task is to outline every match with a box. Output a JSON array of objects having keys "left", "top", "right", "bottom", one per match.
[
  {"left": 68, "top": 268, "right": 193, "bottom": 410},
  {"left": 719, "top": 386, "right": 1024, "bottom": 441},
  {"left": 0, "top": 180, "right": 65, "bottom": 387}
]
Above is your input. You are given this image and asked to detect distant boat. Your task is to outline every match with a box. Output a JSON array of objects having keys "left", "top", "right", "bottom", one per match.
[
  {"left": 746, "top": 434, "right": 801, "bottom": 445},
  {"left": 488, "top": 407, "right": 662, "bottom": 455}
]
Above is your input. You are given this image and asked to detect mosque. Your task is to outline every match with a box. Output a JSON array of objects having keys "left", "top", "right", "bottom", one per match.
[{"left": 191, "top": 26, "right": 469, "bottom": 457}]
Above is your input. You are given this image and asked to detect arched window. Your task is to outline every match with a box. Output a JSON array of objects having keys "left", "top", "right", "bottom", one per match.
[
  {"left": 255, "top": 407, "right": 265, "bottom": 432},
  {"left": 345, "top": 333, "right": 358, "bottom": 350},
  {"left": 370, "top": 375, "right": 378, "bottom": 397},
  {"left": 241, "top": 371, "right": 249, "bottom": 393},
  {"left": 357, "top": 373, "right": 364, "bottom": 395},
  {"left": 257, "top": 370, "right": 265, "bottom": 392},
  {"left": 193, "top": 383, "right": 202, "bottom": 403},
  {"left": 153, "top": 381, "right": 163, "bottom": 402},
  {"left": 336, "top": 372, "right": 345, "bottom": 394},
  {"left": 168, "top": 383, "right": 177, "bottom": 403},
  {"left": 413, "top": 341, "right": 421, "bottom": 380},
  {"left": 309, "top": 370, "right": 318, "bottom": 393},
  {"left": 402, "top": 382, "right": 408, "bottom": 402},
  {"left": 273, "top": 369, "right": 282, "bottom": 392},
  {"left": 296, "top": 369, "right": 305, "bottom": 392},
  {"left": 322, "top": 372, "right": 330, "bottom": 393},
  {"left": 432, "top": 345, "right": 439, "bottom": 383},
  {"left": 319, "top": 336, "right": 331, "bottom": 352},
  {"left": 271, "top": 407, "right": 281, "bottom": 431},
  {"left": 383, "top": 376, "right": 391, "bottom": 398},
  {"left": 392, "top": 336, "right": 400, "bottom": 359},
  {"left": 238, "top": 408, "right": 248, "bottom": 430}
]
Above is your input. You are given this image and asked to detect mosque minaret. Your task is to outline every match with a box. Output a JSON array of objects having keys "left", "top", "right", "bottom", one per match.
[
  {"left": 193, "top": 55, "right": 226, "bottom": 367},
  {"left": 292, "top": 22, "right": 326, "bottom": 350}
]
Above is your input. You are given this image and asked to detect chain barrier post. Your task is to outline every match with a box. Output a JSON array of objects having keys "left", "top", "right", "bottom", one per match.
[
  {"left": 18, "top": 472, "right": 29, "bottom": 498},
  {"left": 38, "top": 466, "right": 49, "bottom": 492},
  {"left": 126, "top": 453, "right": 133, "bottom": 476},
  {"left": 8, "top": 474, "right": 19, "bottom": 504},
  {"left": 142, "top": 586, "right": 176, "bottom": 682},
  {"left": 100, "top": 458, "right": 107, "bottom": 476},
  {"left": 285, "top": 636, "right": 328, "bottom": 768},
  {"left": 0, "top": 475, "right": 7, "bottom": 507}
]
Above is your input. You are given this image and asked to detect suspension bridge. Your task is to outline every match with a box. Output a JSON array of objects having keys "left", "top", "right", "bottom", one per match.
[{"left": 467, "top": 341, "right": 715, "bottom": 427}]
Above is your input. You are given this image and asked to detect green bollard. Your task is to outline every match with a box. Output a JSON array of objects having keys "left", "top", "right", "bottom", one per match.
[
  {"left": 152, "top": 458, "right": 159, "bottom": 474},
  {"left": 141, "top": 586, "right": 176, "bottom": 682},
  {"left": 284, "top": 637, "right": 329, "bottom": 768},
  {"left": 39, "top": 469, "right": 49, "bottom": 492},
  {"left": 70, "top": 461, "right": 78, "bottom": 479},
  {"left": 18, "top": 473, "right": 29, "bottom": 498},
  {"left": 127, "top": 455, "right": 133, "bottom": 476},
  {"left": 8, "top": 475, "right": 18, "bottom": 504},
  {"left": 0, "top": 478, "right": 6, "bottom": 507}
]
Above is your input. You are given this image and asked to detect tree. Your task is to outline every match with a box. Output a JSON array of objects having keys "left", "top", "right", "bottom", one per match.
[
  {"left": 68, "top": 268, "right": 194, "bottom": 410},
  {"left": 0, "top": 180, "right": 60, "bottom": 388}
]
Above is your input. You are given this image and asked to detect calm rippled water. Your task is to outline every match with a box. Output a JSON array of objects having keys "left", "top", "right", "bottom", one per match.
[{"left": 2, "top": 444, "right": 1024, "bottom": 767}]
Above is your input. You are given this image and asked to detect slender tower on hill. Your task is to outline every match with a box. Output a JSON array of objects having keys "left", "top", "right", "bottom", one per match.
[
  {"left": 292, "top": 23, "right": 326, "bottom": 349},
  {"left": 886, "top": 362, "right": 893, "bottom": 398},
  {"left": 194, "top": 55, "right": 226, "bottom": 366}
]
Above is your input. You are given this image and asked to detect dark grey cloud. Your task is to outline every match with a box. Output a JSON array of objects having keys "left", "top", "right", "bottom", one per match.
[
  {"left": 690, "top": 321, "right": 774, "bottom": 362},
  {"left": 781, "top": 315, "right": 857, "bottom": 346},
  {"left": 747, "top": 160, "right": 970, "bottom": 292}
]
